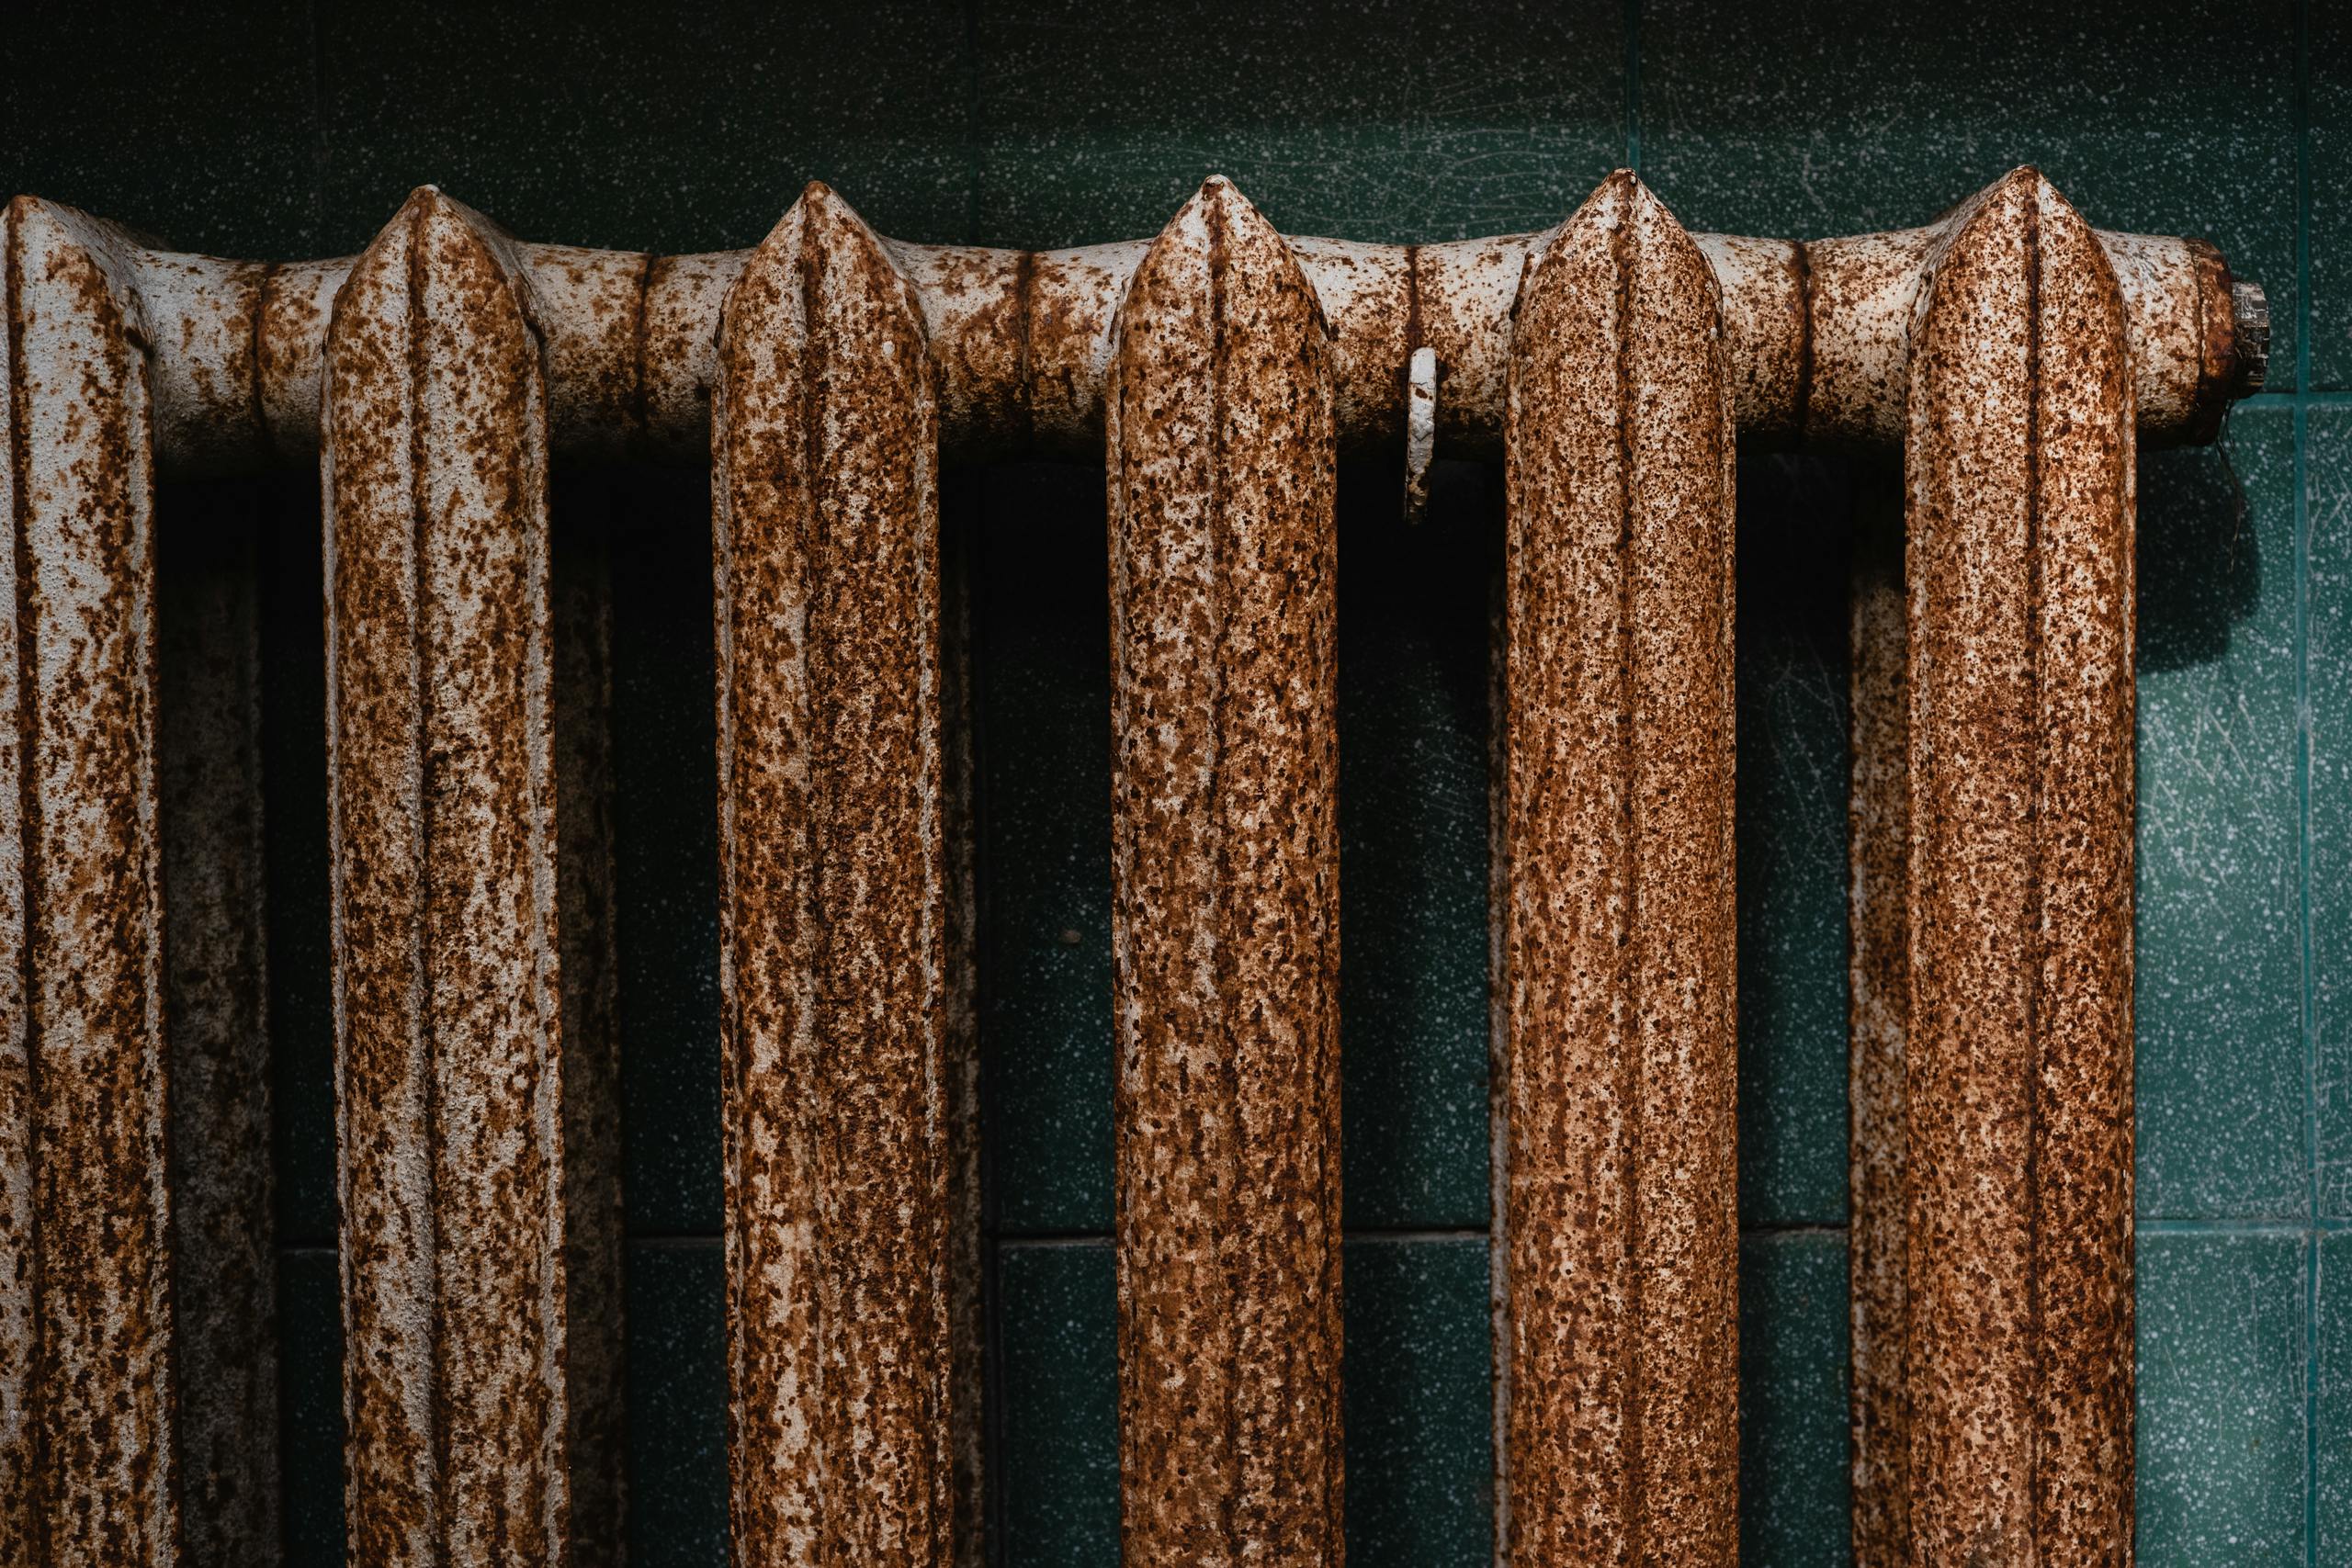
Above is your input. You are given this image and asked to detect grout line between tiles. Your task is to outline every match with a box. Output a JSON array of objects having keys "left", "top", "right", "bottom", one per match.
[{"left": 2299, "top": 6, "right": 2321, "bottom": 1560}]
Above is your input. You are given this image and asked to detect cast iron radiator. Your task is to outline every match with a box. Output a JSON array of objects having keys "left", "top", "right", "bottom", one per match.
[{"left": 0, "top": 166, "right": 2265, "bottom": 1565}]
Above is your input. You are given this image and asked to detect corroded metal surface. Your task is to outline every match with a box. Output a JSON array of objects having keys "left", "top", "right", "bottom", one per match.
[
  {"left": 713, "top": 181, "right": 956, "bottom": 1563},
  {"left": 1106, "top": 176, "right": 1343, "bottom": 1567},
  {"left": 1496, "top": 171, "right": 1738, "bottom": 1566},
  {"left": 1890, "top": 167, "right": 2138, "bottom": 1565},
  {"left": 322, "top": 187, "right": 570, "bottom": 1567},
  {"left": 550, "top": 507, "right": 626, "bottom": 1568},
  {"left": 157, "top": 501, "right": 279, "bottom": 1567},
  {"left": 73, "top": 200, "right": 2256, "bottom": 477},
  {"left": 2, "top": 196, "right": 181, "bottom": 1567}
]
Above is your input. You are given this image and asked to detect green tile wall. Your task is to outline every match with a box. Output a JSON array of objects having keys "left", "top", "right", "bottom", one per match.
[
  {"left": 9, "top": 2, "right": 2346, "bottom": 1562},
  {"left": 2138, "top": 1230, "right": 2310, "bottom": 1564}
]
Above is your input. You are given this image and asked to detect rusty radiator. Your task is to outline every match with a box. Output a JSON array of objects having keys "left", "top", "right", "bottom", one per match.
[{"left": 0, "top": 166, "right": 2259, "bottom": 1565}]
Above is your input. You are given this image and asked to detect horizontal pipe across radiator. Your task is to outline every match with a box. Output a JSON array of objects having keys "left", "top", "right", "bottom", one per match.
[{"left": 89, "top": 190, "right": 2260, "bottom": 478}]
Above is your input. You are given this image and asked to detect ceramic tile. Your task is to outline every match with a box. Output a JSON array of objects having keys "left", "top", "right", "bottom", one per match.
[
  {"left": 2136, "top": 413, "right": 2308, "bottom": 1219},
  {"left": 1740, "top": 1230, "right": 1850, "bottom": 1568},
  {"left": 2135, "top": 1229, "right": 2308, "bottom": 1566},
  {"left": 1344, "top": 1236, "right": 1492, "bottom": 1564}
]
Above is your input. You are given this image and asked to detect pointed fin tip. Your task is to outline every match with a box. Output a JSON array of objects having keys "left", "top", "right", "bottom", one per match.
[
  {"left": 1159, "top": 174, "right": 1288, "bottom": 247},
  {"left": 1543, "top": 167, "right": 1700, "bottom": 254},
  {"left": 773, "top": 179, "right": 892, "bottom": 251},
  {"left": 730, "top": 178, "right": 924, "bottom": 344},
  {"left": 1949, "top": 164, "right": 2098, "bottom": 249},
  {"left": 390, "top": 186, "right": 509, "bottom": 248}
]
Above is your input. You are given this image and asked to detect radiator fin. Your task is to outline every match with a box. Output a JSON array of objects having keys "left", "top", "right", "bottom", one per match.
[
  {"left": 1495, "top": 168, "right": 1740, "bottom": 1567},
  {"left": 1106, "top": 175, "right": 1345, "bottom": 1568}
]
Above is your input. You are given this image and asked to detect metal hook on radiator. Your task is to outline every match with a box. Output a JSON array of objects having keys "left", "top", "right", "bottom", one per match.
[{"left": 1404, "top": 344, "right": 1438, "bottom": 524}]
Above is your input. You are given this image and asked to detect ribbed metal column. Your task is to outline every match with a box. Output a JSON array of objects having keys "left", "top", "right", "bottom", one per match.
[
  {"left": 322, "top": 187, "right": 571, "bottom": 1567},
  {"left": 1105, "top": 175, "right": 1344, "bottom": 1568},
  {"left": 1495, "top": 169, "right": 1739, "bottom": 1567},
  {"left": 1859, "top": 166, "right": 2138, "bottom": 1566},
  {"left": 0, "top": 195, "right": 180, "bottom": 1568},
  {"left": 712, "top": 180, "right": 964, "bottom": 1564}
]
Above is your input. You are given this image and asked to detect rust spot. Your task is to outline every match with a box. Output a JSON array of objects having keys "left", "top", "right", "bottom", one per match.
[
  {"left": 1496, "top": 170, "right": 1738, "bottom": 1566},
  {"left": 515, "top": 242, "right": 650, "bottom": 467},
  {"left": 1293, "top": 232, "right": 1410, "bottom": 454},
  {"left": 894, "top": 241, "right": 1028, "bottom": 461},
  {"left": 255, "top": 259, "right": 337, "bottom": 466},
  {"left": 1105, "top": 175, "right": 1343, "bottom": 1567},
  {"left": 637, "top": 250, "right": 741, "bottom": 466},
  {"left": 712, "top": 179, "right": 964, "bottom": 1564},
  {"left": 2188, "top": 237, "right": 2245, "bottom": 440},
  {"left": 1692, "top": 231, "right": 1806, "bottom": 446}
]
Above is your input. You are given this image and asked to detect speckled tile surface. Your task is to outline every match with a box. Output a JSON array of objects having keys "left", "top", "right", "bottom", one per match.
[
  {"left": 318, "top": 0, "right": 975, "bottom": 254},
  {"left": 1638, "top": 0, "right": 2301, "bottom": 382},
  {"left": 2136, "top": 412, "right": 2307, "bottom": 1220},
  {"left": 2136, "top": 1230, "right": 2308, "bottom": 1566},
  {"left": 5, "top": 1, "right": 323, "bottom": 254},
  {"left": 2311, "top": 6, "right": 2350, "bottom": 390},
  {"left": 2312, "top": 411, "right": 2352, "bottom": 1216},
  {"left": 625, "top": 1240, "right": 728, "bottom": 1567},
  {"left": 2318, "top": 1231, "right": 2352, "bottom": 1565},
  {"left": 973, "top": 0, "right": 1625, "bottom": 247},
  {"left": 997, "top": 1242, "right": 1120, "bottom": 1563},
  {"left": 976, "top": 464, "right": 1119, "bottom": 1235},
  {"left": 1739, "top": 1231, "right": 1849, "bottom": 1567},
  {"left": 1335, "top": 465, "right": 1495, "bottom": 1231},
  {"left": 1343, "top": 1237, "right": 1492, "bottom": 1565}
]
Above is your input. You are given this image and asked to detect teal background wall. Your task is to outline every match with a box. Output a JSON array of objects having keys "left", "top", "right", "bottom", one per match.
[{"left": 7, "top": 3, "right": 2347, "bottom": 1562}]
